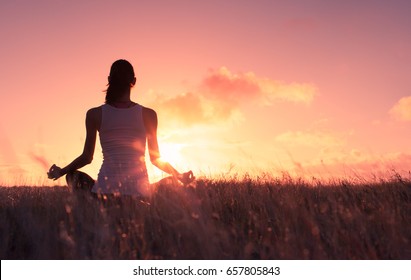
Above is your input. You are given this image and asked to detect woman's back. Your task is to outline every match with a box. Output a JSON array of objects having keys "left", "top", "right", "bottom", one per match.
[
  {"left": 47, "top": 59, "right": 193, "bottom": 194},
  {"left": 92, "top": 103, "right": 149, "bottom": 196}
]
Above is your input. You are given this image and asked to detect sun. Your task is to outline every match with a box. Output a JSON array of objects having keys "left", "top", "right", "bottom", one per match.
[
  {"left": 159, "top": 142, "right": 184, "bottom": 165},
  {"left": 145, "top": 140, "right": 188, "bottom": 183}
]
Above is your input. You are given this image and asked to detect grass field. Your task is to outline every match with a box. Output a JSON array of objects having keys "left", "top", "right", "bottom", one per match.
[{"left": 1, "top": 176, "right": 410, "bottom": 259}]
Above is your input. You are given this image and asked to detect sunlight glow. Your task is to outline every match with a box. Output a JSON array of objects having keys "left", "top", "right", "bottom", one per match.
[
  {"left": 159, "top": 142, "right": 184, "bottom": 166},
  {"left": 2, "top": 1, "right": 411, "bottom": 186}
]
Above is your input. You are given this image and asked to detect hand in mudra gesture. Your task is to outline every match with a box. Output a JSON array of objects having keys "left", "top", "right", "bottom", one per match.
[
  {"left": 178, "top": 170, "right": 195, "bottom": 186},
  {"left": 47, "top": 164, "right": 63, "bottom": 180}
]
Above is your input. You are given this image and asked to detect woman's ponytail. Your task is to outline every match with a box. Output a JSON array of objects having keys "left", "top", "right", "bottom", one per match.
[{"left": 105, "top": 59, "right": 135, "bottom": 104}]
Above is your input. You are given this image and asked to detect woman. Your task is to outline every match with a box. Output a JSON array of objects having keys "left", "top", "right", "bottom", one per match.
[{"left": 47, "top": 59, "right": 194, "bottom": 197}]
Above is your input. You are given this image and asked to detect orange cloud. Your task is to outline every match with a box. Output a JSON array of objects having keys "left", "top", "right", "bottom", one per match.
[
  {"left": 152, "top": 67, "right": 318, "bottom": 126},
  {"left": 390, "top": 96, "right": 411, "bottom": 121},
  {"left": 153, "top": 91, "right": 242, "bottom": 126},
  {"left": 154, "top": 92, "right": 208, "bottom": 125}
]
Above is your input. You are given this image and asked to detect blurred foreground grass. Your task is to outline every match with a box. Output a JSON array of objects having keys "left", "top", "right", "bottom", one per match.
[{"left": 0, "top": 177, "right": 410, "bottom": 259}]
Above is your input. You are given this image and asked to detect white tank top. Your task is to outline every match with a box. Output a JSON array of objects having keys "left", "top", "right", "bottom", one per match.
[{"left": 92, "top": 103, "right": 150, "bottom": 196}]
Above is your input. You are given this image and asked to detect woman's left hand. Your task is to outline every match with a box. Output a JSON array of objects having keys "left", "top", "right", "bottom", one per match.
[{"left": 47, "top": 164, "right": 62, "bottom": 180}]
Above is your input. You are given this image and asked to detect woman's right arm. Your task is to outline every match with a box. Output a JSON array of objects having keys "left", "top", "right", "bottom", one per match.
[
  {"left": 143, "top": 107, "right": 180, "bottom": 176},
  {"left": 143, "top": 107, "right": 194, "bottom": 184}
]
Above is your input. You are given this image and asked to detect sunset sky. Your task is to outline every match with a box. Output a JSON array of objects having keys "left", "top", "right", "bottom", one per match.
[{"left": 1, "top": 0, "right": 411, "bottom": 186}]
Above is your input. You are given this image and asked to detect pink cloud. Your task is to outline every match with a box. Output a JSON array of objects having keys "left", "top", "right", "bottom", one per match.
[
  {"left": 29, "top": 152, "right": 50, "bottom": 171},
  {"left": 286, "top": 150, "right": 411, "bottom": 182},
  {"left": 201, "top": 67, "right": 317, "bottom": 105},
  {"left": 152, "top": 67, "right": 318, "bottom": 126},
  {"left": 201, "top": 67, "right": 261, "bottom": 101}
]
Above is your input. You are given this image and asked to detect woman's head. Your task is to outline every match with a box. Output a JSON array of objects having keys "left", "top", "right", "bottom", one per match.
[{"left": 105, "top": 59, "right": 136, "bottom": 104}]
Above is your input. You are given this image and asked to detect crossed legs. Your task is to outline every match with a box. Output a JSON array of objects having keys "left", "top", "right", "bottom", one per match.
[{"left": 66, "top": 170, "right": 95, "bottom": 192}]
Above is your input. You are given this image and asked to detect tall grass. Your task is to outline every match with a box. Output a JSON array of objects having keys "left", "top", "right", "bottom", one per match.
[{"left": 0, "top": 176, "right": 410, "bottom": 259}]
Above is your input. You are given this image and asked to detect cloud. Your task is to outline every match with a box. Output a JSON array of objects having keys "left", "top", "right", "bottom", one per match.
[
  {"left": 272, "top": 126, "right": 411, "bottom": 180},
  {"left": 302, "top": 151, "right": 411, "bottom": 181},
  {"left": 154, "top": 92, "right": 208, "bottom": 125},
  {"left": 152, "top": 67, "right": 318, "bottom": 126},
  {"left": 201, "top": 67, "right": 261, "bottom": 101},
  {"left": 201, "top": 67, "right": 317, "bottom": 105},
  {"left": 28, "top": 151, "right": 50, "bottom": 171},
  {"left": 390, "top": 96, "right": 411, "bottom": 121}
]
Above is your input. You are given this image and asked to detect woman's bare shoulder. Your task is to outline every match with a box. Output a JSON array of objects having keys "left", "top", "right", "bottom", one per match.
[
  {"left": 142, "top": 106, "right": 158, "bottom": 131},
  {"left": 142, "top": 106, "right": 157, "bottom": 119},
  {"left": 86, "top": 106, "right": 102, "bottom": 128},
  {"left": 87, "top": 106, "right": 102, "bottom": 116}
]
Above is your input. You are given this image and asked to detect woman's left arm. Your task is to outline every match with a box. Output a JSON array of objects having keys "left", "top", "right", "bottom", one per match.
[{"left": 48, "top": 108, "right": 99, "bottom": 180}]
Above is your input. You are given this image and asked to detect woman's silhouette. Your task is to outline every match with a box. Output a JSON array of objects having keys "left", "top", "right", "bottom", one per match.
[{"left": 47, "top": 59, "right": 193, "bottom": 197}]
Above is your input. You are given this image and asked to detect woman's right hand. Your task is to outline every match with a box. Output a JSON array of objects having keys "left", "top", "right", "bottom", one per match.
[
  {"left": 47, "top": 164, "right": 62, "bottom": 180},
  {"left": 178, "top": 171, "right": 195, "bottom": 185}
]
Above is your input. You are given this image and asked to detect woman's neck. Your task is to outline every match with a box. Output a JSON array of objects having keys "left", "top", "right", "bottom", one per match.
[
  {"left": 110, "top": 100, "right": 135, "bottom": 108},
  {"left": 109, "top": 92, "right": 135, "bottom": 108},
  {"left": 116, "top": 91, "right": 131, "bottom": 102}
]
